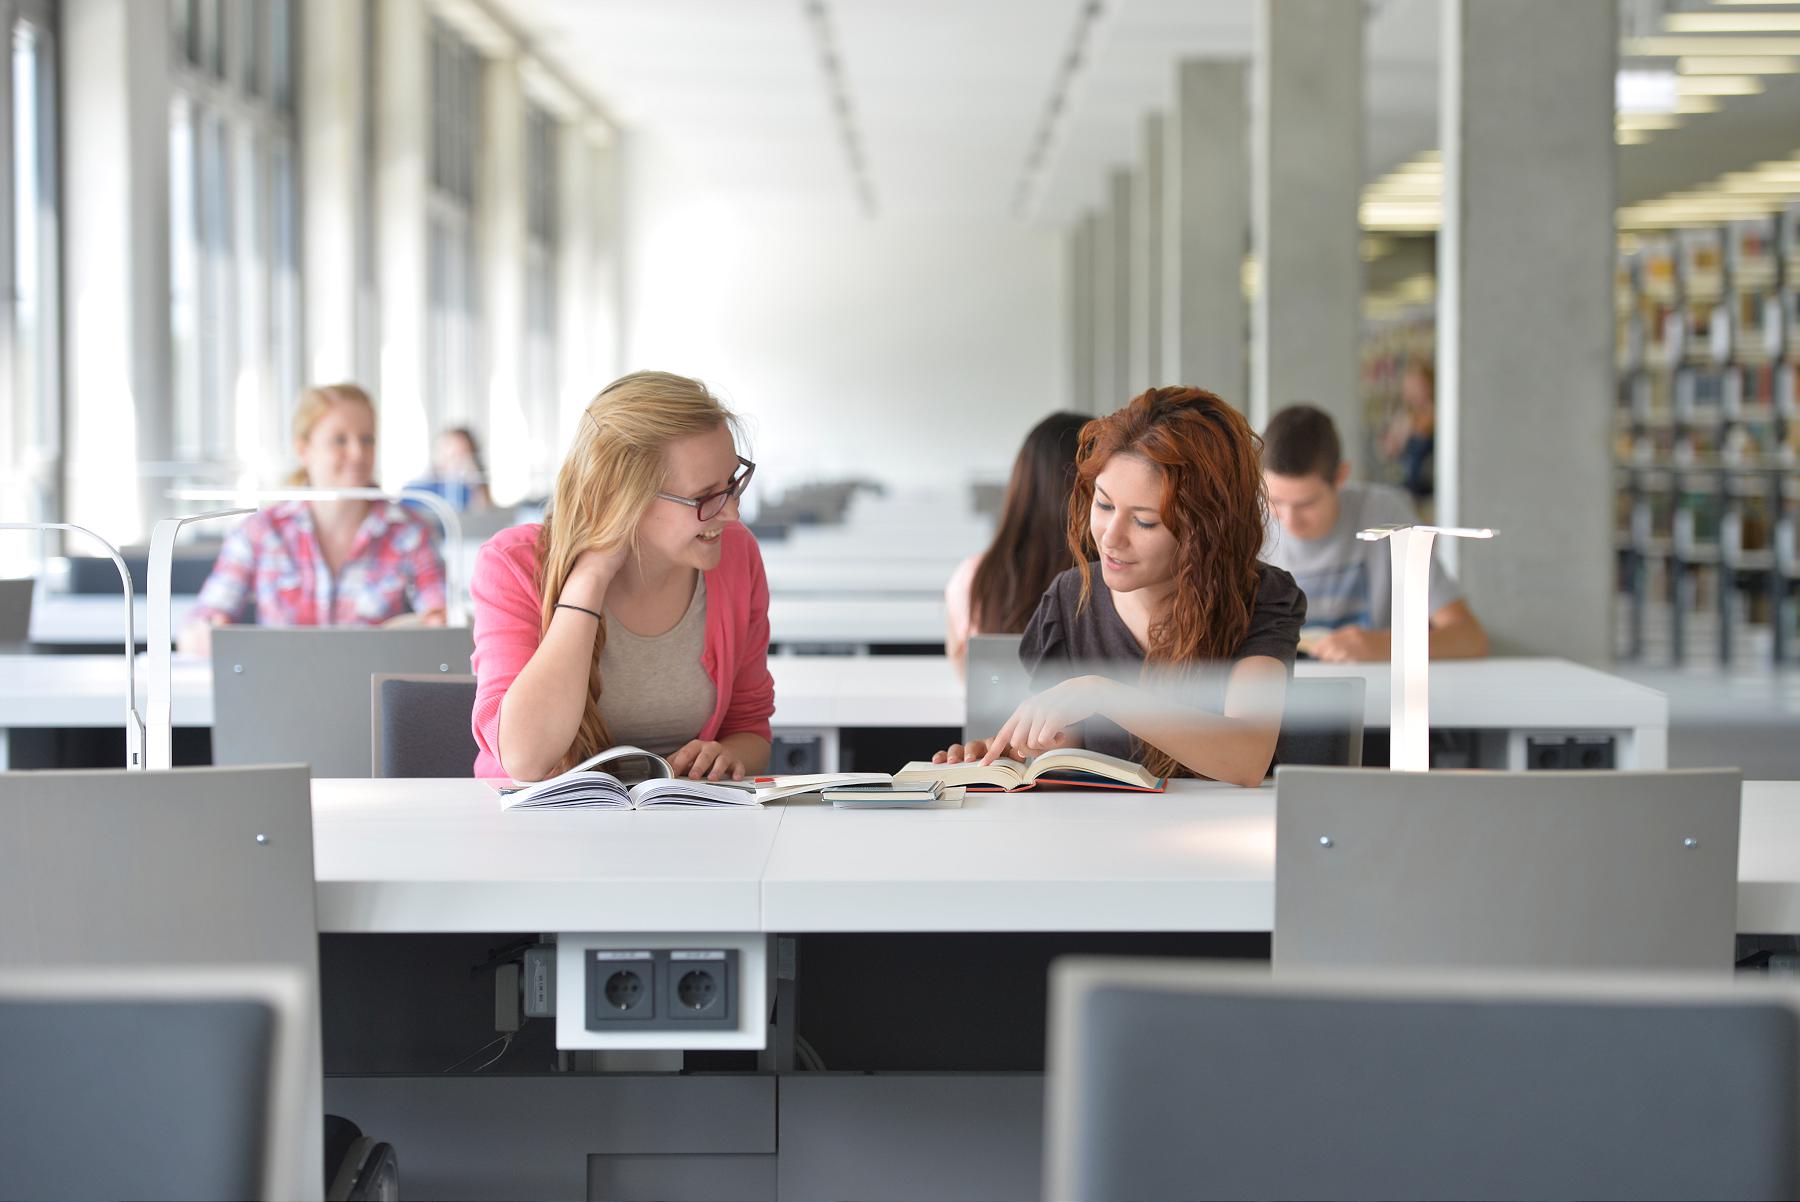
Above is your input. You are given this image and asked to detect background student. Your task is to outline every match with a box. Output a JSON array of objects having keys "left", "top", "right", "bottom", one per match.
[
  {"left": 178, "top": 383, "right": 447, "bottom": 656},
  {"left": 944, "top": 410, "right": 1089, "bottom": 676},
  {"left": 409, "top": 426, "right": 494, "bottom": 513},
  {"left": 938, "top": 387, "right": 1304, "bottom": 789},
  {"left": 469, "top": 370, "right": 772, "bottom": 783},
  {"left": 1261, "top": 403, "right": 1487, "bottom": 663}
]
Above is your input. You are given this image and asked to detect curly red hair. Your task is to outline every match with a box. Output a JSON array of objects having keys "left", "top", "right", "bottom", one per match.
[{"left": 1066, "top": 387, "right": 1269, "bottom": 778}]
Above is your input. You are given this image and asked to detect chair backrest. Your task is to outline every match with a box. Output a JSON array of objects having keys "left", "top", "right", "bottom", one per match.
[
  {"left": 1274, "top": 766, "right": 1742, "bottom": 973},
  {"left": 0, "top": 576, "right": 31, "bottom": 651},
  {"left": 372, "top": 673, "right": 479, "bottom": 777},
  {"left": 1273, "top": 676, "right": 1365, "bottom": 767},
  {"left": 212, "top": 625, "right": 474, "bottom": 777},
  {"left": 964, "top": 632, "right": 1029, "bottom": 742},
  {"left": 1046, "top": 958, "right": 1800, "bottom": 1202},
  {"left": 0, "top": 765, "right": 322, "bottom": 1199},
  {"left": 0, "top": 965, "right": 310, "bottom": 1201}
]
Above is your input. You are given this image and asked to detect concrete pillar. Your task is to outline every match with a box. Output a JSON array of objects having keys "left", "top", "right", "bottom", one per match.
[
  {"left": 554, "top": 130, "right": 623, "bottom": 458},
  {"left": 1165, "top": 60, "right": 1249, "bottom": 408},
  {"left": 1105, "top": 169, "right": 1132, "bottom": 408},
  {"left": 300, "top": 0, "right": 366, "bottom": 385},
  {"left": 1252, "top": 0, "right": 1361, "bottom": 438},
  {"left": 1068, "top": 216, "right": 1095, "bottom": 413},
  {"left": 480, "top": 55, "right": 529, "bottom": 504},
  {"left": 1090, "top": 204, "right": 1117, "bottom": 416},
  {"left": 1130, "top": 114, "right": 1164, "bottom": 393},
  {"left": 61, "top": 0, "right": 172, "bottom": 542},
  {"left": 374, "top": 0, "right": 431, "bottom": 488},
  {"left": 1439, "top": 0, "right": 1615, "bottom": 660}
]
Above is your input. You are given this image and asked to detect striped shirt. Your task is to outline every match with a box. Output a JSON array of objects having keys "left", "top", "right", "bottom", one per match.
[{"left": 1261, "top": 482, "right": 1461, "bottom": 630}]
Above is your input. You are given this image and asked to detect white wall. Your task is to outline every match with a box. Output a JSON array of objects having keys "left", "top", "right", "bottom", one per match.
[{"left": 620, "top": 136, "right": 1069, "bottom": 501}]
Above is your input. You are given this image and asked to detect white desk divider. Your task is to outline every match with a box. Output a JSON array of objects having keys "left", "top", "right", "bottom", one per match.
[
  {"left": 0, "top": 521, "right": 146, "bottom": 768},
  {"left": 1356, "top": 523, "right": 1496, "bottom": 771},
  {"left": 146, "top": 509, "right": 252, "bottom": 770},
  {"left": 170, "top": 486, "right": 468, "bottom": 625}
]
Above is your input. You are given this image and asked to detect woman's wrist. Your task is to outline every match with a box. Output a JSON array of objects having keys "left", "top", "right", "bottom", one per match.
[{"left": 560, "top": 557, "right": 615, "bottom": 610}]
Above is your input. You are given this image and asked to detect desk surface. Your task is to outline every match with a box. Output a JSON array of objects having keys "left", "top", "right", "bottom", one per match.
[
  {"left": 309, "top": 778, "right": 1800, "bottom": 935},
  {"left": 0, "top": 653, "right": 1668, "bottom": 737}
]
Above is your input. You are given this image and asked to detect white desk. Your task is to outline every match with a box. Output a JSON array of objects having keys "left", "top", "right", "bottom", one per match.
[
  {"left": 307, "top": 777, "right": 1800, "bottom": 935},
  {"left": 28, "top": 593, "right": 196, "bottom": 647},
  {"left": 766, "top": 595, "right": 945, "bottom": 646},
  {"left": 0, "top": 653, "right": 1669, "bottom": 771}
]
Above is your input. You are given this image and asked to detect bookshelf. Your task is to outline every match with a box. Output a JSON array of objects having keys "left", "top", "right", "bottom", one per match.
[{"left": 1614, "top": 208, "right": 1800, "bottom": 667}]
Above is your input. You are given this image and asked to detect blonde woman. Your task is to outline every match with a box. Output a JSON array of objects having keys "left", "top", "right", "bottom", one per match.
[
  {"left": 179, "top": 383, "right": 447, "bottom": 656},
  {"left": 469, "top": 371, "right": 773, "bottom": 783}
]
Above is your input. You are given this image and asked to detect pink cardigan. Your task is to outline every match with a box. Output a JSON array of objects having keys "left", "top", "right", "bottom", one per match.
[{"left": 468, "top": 521, "right": 776, "bottom": 778}]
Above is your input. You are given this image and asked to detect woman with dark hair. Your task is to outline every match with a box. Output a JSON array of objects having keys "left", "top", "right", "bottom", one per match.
[
  {"left": 944, "top": 411, "right": 1090, "bottom": 676},
  {"left": 936, "top": 387, "right": 1305, "bottom": 787}
]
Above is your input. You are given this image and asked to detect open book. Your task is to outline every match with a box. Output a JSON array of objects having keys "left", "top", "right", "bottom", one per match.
[
  {"left": 892, "top": 747, "right": 1166, "bottom": 793},
  {"left": 500, "top": 745, "right": 761, "bottom": 810}
]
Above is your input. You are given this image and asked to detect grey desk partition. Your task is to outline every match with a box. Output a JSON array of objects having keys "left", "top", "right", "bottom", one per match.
[
  {"left": 1273, "top": 676, "right": 1365, "bottom": 767},
  {"left": 0, "top": 576, "right": 31, "bottom": 650},
  {"left": 965, "top": 633, "right": 1028, "bottom": 742},
  {"left": 0, "top": 966, "right": 311, "bottom": 1201},
  {"left": 0, "top": 766, "right": 323, "bottom": 1200},
  {"left": 1045, "top": 958, "right": 1800, "bottom": 1202},
  {"left": 212, "top": 625, "right": 474, "bottom": 777},
  {"left": 1274, "top": 766, "right": 1742, "bottom": 973},
  {"left": 371, "top": 672, "right": 479, "bottom": 777}
]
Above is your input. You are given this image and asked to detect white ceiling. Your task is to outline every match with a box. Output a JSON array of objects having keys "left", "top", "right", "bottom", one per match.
[{"left": 491, "top": 0, "right": 1769, "bottom": 226}]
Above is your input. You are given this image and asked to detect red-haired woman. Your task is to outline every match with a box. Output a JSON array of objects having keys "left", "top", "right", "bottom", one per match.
[{"left": 937, "top": 387, "right": 1305, "bottom": 787}]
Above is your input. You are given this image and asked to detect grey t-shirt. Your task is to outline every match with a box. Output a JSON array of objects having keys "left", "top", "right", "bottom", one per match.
[
  {"left": 598, "top": 577, "right": 717, "bottom": 759},
  {"left": 1260, "top": 481, "right": 1462, "bottom": 631},
  {"left": 1017, "top": 563, "right": 1306, "bottom": 764}
]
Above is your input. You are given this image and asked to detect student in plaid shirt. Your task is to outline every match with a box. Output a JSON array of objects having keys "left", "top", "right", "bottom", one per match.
[{"left": 179, "top": 384, "right": 447, "bottom": 656}]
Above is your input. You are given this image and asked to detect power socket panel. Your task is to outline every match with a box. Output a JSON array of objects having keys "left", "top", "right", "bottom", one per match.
[{"left": 558, "top": 933, "right": 766, "bottom": 1050}]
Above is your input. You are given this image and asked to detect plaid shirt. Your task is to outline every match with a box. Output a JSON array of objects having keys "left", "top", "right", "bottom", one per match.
[{"left": 190, "top": 500, "right": 447, "bottom": 628}]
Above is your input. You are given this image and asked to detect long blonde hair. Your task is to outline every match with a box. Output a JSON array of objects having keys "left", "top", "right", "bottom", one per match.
[
  {"left": 287, "top": 383, "right": 376, "bottom": 485},
  {"left": 538, "top": 370, "right": 741, "bottom": 769}
]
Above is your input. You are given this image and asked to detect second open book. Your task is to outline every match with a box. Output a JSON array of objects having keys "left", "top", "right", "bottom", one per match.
[{"left": 892, "top": 746, "right": 1166, "bottom": 793}]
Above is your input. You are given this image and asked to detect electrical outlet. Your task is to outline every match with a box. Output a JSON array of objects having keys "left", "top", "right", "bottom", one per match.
[
  {"left": 660, "top": 949, "right": 737, "bottom": 1028},
  {"left": 523, "top": 944, "right": 556, "bottom": 1017},
  {"left": 585, "top": 950, "right": 657, "bottom": 1028},
  {"left": 1567, "top": 736, "right": 1616, "bottom": 770}
]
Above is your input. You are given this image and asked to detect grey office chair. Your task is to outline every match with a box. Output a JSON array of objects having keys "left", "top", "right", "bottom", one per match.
[
  {"left": 0, "top": 766, "right": 398, "bottom": 1202},
  {"left": 371, "top": 672, "right": 479, "bottom": 777},
  {"left": 0, "top": 576, "right": 31, "bottom": 651},
  {"left": 1272, "top": 675, "right": 1365, "bottom": 767},
  {"left": 1273, "top": 766, "right": 1743, "bottom": 973},
  {"left": 964, "top": 632, "right": 1029, "bottom": 742},
  {"left": 1045, "top": 958, "right": 1800, "bottom": 1202},
  {"left": 212, "top": 625, "right": 474, "bottom": 777},
  {"left": 0, "top": 965, "right": 311, "bottom": 1201}
]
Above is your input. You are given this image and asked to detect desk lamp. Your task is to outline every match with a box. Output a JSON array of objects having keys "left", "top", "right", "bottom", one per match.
[
  {"left": 1355, "top": 524, "right": 1496, "bottom": 771},
  {"left": 145, "top": 509, "right": 251, "bottom": 770},
  {"left": 0, "top": 522, "right": 146, "bottom": 769}
]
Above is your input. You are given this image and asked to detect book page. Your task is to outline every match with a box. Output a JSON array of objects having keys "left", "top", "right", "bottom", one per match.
[
  {"left": 892, "top": 758, "right": 1027, "bottom": 790},
  {"left": 629, "top": 776, "right": 761, "bottom": 808},
  {"left": 1023, "top": 748, "right": 1161, "bottom": 790}
]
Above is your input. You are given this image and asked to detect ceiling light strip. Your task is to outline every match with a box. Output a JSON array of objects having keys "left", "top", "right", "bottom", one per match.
[
  {"left": 800, "top": 0, "right": 877, "bottom": 217},
  {"left": 1012, "top": 0, "right": 1113, "bottom": 221}
]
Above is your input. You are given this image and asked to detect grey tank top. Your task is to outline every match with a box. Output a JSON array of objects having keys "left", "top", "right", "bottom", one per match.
[{"left": 597, "top": 577, "right": 717, "bottom": 757}]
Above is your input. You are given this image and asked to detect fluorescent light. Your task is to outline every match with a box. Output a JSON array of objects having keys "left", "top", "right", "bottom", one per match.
[
  {"left": 1617, "top": 113, "right": 1684, "bottom": 130},
  {"left": 1618, "top": 68, "right": 1679, "bottom": 111},
  {"left": 1664, "top": 12, "right": 1800, "bottom": 33},
  {"left": 1675, "top": 95, "right": 1725, "bottom": 113},
  {"left": 1676, "top": 56, "right": 1800, "bottom": 74},
  {"left": 1625, "top": 36, "right": 1800, "bottom": 56},
  {"left": 1676, "top": 74, "right": 1765, "bottom": 94},
  {"left": 1617, "top": 128, "right": 1655, "bottom": 145}
]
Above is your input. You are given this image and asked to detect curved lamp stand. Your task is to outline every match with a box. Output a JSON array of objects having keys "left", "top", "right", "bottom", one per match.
[
  {"left": 0, "top": 521, "right": 146, "bottom": 769},
  {"left": 170, "top": 487, "right": 467, "bottom": 626},
  {"left": 146, "top": 509, "right": 252, "bottom": 770},
  {"left": 1356, "top": 523, "right": 1497, "bottom": 772}
]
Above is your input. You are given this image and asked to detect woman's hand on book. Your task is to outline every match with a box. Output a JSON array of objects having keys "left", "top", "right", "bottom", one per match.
[
  {"left": 980, "top": 676, "right": 1114, "bottom": 766},
  {"left": 669, "top": 739, "right": 748, "bottom": 781},
  {"left": 933, "top": 740, "right": 1000, "bottom": 765}
]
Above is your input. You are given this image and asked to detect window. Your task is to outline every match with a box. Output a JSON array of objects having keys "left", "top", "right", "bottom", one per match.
[
  {"left": 427, "top": 19, "right": 482, "bottom": 437},
  {"left": 168, "top": 0, "right": 298, "bottom": 490},
  {"left": 0, "top": 0, "right": 59, "bottom": 576},
  {"left": 523, "top": 103, "right": 558, "bottom": 498}
]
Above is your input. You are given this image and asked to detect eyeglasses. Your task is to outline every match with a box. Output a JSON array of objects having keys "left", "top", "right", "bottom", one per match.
[{"left": 657, "top": 456, "right": 755, "bottom": 523}]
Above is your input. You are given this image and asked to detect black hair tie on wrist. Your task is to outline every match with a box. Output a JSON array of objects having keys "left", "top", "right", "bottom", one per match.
[{"left": 554, "top": 602, "right": 603, "bottom": 623}]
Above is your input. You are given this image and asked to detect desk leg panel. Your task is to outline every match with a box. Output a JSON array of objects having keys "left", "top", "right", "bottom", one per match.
[
  {"left": 323, "top": 1074, "right": 775, "bottom": 1202},
  {"left": 777, "top": 1073, "right": 1044, "bottom": 1202}
]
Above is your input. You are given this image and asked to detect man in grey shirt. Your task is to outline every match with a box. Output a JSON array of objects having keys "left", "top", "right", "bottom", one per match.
[{"left": 1259, "top": 404, "right": 1489, "bottom": 662}]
